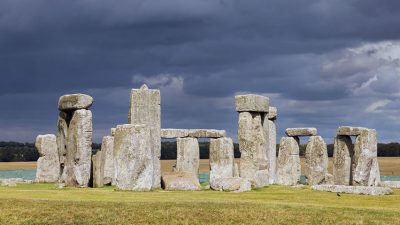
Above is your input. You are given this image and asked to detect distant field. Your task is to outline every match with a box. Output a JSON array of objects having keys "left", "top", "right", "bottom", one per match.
[{"left": 2, "top": 157, "right": 399, "bottom": 175}]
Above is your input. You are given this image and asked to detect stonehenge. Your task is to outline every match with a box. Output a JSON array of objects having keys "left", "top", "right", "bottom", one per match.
[
  {"left": 35, "top": 134, "right": 60, "bottom": 182},
  {"left": 175, "top": 137, "right": 200, "bottom": 174},
  {"left": 276, "top": 137, "right": 301, "bottom": 185},
  {"left": 91, "top": 150, "right": 105, "bottom": 188},
  {"left": 333, "top": 126, "right": 380, "bottom": 186}
]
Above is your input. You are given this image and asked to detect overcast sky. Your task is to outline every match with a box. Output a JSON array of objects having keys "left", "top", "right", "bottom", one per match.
[{"left": 1, "top": 0, "right": 400, "bottom": 143}]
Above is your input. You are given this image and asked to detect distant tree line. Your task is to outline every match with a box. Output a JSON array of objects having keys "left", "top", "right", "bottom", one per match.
[{"left": 0, "top": 141, "right": 400, "bottom": 162}]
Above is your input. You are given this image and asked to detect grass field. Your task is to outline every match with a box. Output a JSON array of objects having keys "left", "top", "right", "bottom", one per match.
[
  {"left": 2, "top": 157, "right": 399, "bottom": 175},
  {"left": 0, "top": 183, "right": 398, "bottom": 224}
]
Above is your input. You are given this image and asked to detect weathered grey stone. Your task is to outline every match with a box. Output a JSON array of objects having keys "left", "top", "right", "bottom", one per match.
[
  {"left": 333, "top": 135, "right": 353, "bottom": 185},
  {"left": 61, "top": 109, "right": 92, "bottom": 187},
  {"left": 234, "top": 163, "right": 240, "bottom": 177},
  {"left": 187, "top": 129, "right": 226, "bottom": 138},
  {"left": 161, "top": 172, "right": 201, "bottom": 191},
  {"left": 336, "top": 126, "right": 368, "bottom": 136},
  {"left": 56, "top": 111, "right": 70, "bottom": 180},
  {"left": 311, "top": 185, "right": 392, "bottom": 195},
  {"left": 267, "top": 106, "right": 277, "bottom": 120},
  {"left": 209, "top": 137, "right": 234, "bottom": 181},
  {"left": 91, "top": 150, "right": 104, "bottom": 188},
  {"left": 175, "top": 137, "right": 199, "bottom": 175},
  {"left": 368, "top": 158, "right": 381, "bottom": 186},
  {"left": 235, "top": 94, "right": 269, "bottom": 112},
  {"left": 114, "top": 124, "right": 153, "bottom": 191},
  {"left": 0, "top": 178, "right": 31, "bottom": 186},
  {"left": 35, "top": 134, "right": 60, "bottom": 183},
  {"left": 353, "top": 129, "right": 379, "bottom": 186},
  {"left": 285, "top": 128, "right": 317, "bottom": 137},
  {"left": 110, "top": 128, "right": 116, "bottom": 136},
  {"left": 324, "top": 173, "right": 334, "bottom": 185},
  {"left": 101, "top": 136, "right": 114, "bottom": 185},
  {"left": 253, "top": 169, "right": 269, "bottom": 188},
  {"left": 128, "top": 84, "right": 161, "bottom": 189},
  {"left": 265, "top": 119, "right": 277, "bottom": 184},
  {"left": 238, "top": 112, "right": 268, "bottom": 185},
  {"left": 380, "top": 181, "right": 400, "bottom": 189},
  {"left": 58, "top": 94, "right": 93, "bottom": 111},
  {"left": 276, "top": 137, "right": 300, "bottom": 185},
  {"left": 305, "top": 136, "right": 328, "bottom": 185},
  {"left": 210, "top": 177, "right": 251, "bottom": 192},
  {"left": 161, "top": 129, "right": 189, "bottom": 138}
]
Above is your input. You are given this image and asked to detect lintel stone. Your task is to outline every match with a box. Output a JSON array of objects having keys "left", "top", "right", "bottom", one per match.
[
  {"left": 285, "top": 128, "right": 317, "bottom": 137},
  {"left": 235, "top": 94, "right": 269, "bottom": 112}
]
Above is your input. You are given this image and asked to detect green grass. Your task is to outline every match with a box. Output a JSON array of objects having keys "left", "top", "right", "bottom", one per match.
[{"left": 0, "top": 184, "right": 399, "bottom": 224}]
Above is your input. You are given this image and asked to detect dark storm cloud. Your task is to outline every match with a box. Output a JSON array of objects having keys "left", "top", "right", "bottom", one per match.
[{"left": 1, "top": 0, "right": 400, "bottom": 142}]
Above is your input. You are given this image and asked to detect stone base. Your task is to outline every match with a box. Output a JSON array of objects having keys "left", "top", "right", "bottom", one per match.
[
  {"left": 311, "top": 185, "right": 392, "bottom": 195},
  {"left": 161, "top": 172, "right": 201, "bottom": 191}
]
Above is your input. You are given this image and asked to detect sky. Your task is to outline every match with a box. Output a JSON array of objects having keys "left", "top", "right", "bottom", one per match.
[{"left": 1, "top": 0, "right": 400, "bottom": 143}]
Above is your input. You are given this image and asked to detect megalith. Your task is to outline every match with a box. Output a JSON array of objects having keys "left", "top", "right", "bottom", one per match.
[
  {"left": 266, "top": 106, "right": 277, "bottom": 184},
  {"left": 276, "top": 137, "right": 300, "bottom": 185},
  {"left": 91, "top": 150, "right": 105, "bottom": 188},
  {"left": 175, "top": 137, "right": 200, "bottom": 175},
  {"left": 101, "top": 135, "right": 114, "bottom": 185},
  {"left": 35, "top": 134, "right": 60, "bottom": 182},
  {"left": 304, "top": 136, "right": 328, "bottom": 185},
  {"left": 209, "top": 137, "right": 234, "bottom": 181},
  {"left": 333, "top": 135, "right": 353, "bottom": 185}
]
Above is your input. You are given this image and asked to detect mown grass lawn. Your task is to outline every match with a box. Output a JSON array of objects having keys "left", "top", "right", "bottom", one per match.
[{"left": 0, "top": 184, "right": 398, "bottom": 225}]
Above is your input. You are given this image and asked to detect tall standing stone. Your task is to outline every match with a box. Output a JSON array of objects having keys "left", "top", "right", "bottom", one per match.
[
  {"left": 266, "top": 106, "right": 277, "bottom": 184},
  {"left": 62, "top": 109, "right": 93, "bottom": 187},
  {"left": 333, "top": 135, "right": 353, "bottom": 185},
  {"left": 305, "top": 136, "right": 328, "bottom": 185},
  {"left": 91, "top": 150, "right": 105, "bottom": 188},
  {"left": 101, "top": 136, "right": 114, "bottom": 185},
  {"left": 209, "top": 137, "right": 234, "bottom": 181},
  {"left": 56, "top": 111, "right": 70, "bottom": 179},
  {"left": 353, "top": 129, "right": 379, "bottom": 186},
  {"left": 114, "top": 124, "right": 153, "bottom": 191},
  {"left": 128, "top": 84, "right": 161, "bottom": 189},
  {"left": 35, "top": 134, "right": 60, "bottom": 182},
  {"left": 276, "top": 137, "right": 300, "bottom": 185},
  {"left": 175, "top": 137, "right": 200, "bottom": 175}
]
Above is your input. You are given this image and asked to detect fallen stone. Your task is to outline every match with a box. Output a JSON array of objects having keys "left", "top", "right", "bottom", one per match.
[
  {"left": 210, "top": 177, "right": 252, "bottom": 192},
  {"left": 311, "top": 185, "right": 392, "bottom": 195},
  {"left": 161, "top": 129, "right": 189, "bottom": 138},
  {"left": 58, "top": 94, "right": 93, "bottom": 111},
  {"left": 235, "top": 94, "right": 269, "bottom": 112},
  {"left": 267, "top": 106, "right": 277, "bottom": 120},
  {"left": 114, "top": 124, "right": 153, "bottom": 191},
  {"left": 353, "top": 129, "right": 378, "bottom": 186},
  {"left": 175, "top": 137, "right": 200, "bottom": 175},
  {"left": 333, "top": 135, "right": 353, "bottom": 185},
  {"left": 161, "top": 172, "right": 201, "bottom": 191},
  {"left": 336, "top": 126, "right": 368, "bottom": 136},
  {"left": 285, "top": 128, "right": 317, "bottom": 137},
  {"left": 61, "top": 109, "right": 92, "bottom": 187},
  {"left": 101, "top": 136, "right": 114, "bottom": 185},
  {"left": 276, "top": 137, "right": 300, "bottom": 185},
  {"left": 35, "top": 134, "right": 60, "bottom": 183},
  {"left": 128, "top": 84, "right": 161, "bottom": 189},
  {"left": 209, "top": 137, "right": 234, "bottom": 181},
  {"left": 304, "top": 136, "right": 328, "bottom": 185},
  {"left": 91, "top": 150, "right": 104, "bottom": 188},
  {"left": 380, "top": 181, "right": 400, "bottom": 189}
]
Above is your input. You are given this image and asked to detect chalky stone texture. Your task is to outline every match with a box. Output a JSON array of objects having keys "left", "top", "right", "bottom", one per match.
[
  {"left": 128, "top": 84, "right": 161, "bottom": 189},
  {"left": 210, "top": 177, "right": 251, "bottom": 192},
  {"left": 276, "top": 137, "right": 300, "bottom": 185},
  {"left": 267, "top": 106, "right": 277, "bottom": 119},
  {"left": 353, "top": 129, "right": 379, "bottom": 186},
  {"left": 91, "top": 150, "right": 104, "bottom": 188},
  {"left": 35, "top": 134, "right": 60, "bottom": 182},
  {"left": 368, "top": 158, "right": 381, "bottom": 186},
  {"left": 110, "top": 128, "right": 116, "bottom": 136},
  {"left": 311, "top": 185, "right": 392, "bottom": 195},
  {"left": 380, "top": 181, "right": 400, "bottom": 189},
  {"left": 235, "top": 94, "right": 269, "bottom": 112},
  {"left": 56, "top": 112, "right": 70, "bottom": 178},
  {"left": 161, "top": 129, "right": 189, "bottom": 138},
  {"left": 333, "top": 135, "right": 353, "bottom": 185},
  {"left": 285, "top": 128, "right": 317, "bottom": 137},
  {"left": 176, "top": 138, "right": 200, "bottom": 175},
  {"left": 238, "top": 112, "right": 268, "bottom": 185},
  {"left": 209, "top": 138, "right": 234, "bottom": 182},
  {"left": 253, "top": 169, "right": 269, "bottom": 188},
  {"left": 305, "top": 136, "right": 328, "bottom": 185},
  {"left": 114, "top": 124, "right": 153, "bottom": 191},
  {"left": 58, "top": 94, "right": 93, "bottom": 111},
  {"left": 101, "top": 136, "right": 114, "bottom": 185},
  {"left": 61, "top": 109, "right": 92, "bottom": 187},
  {"left": 161, "top": 129, "right": 226, "bottom": 138},
  {"left": 266, "top": 119, "right": 277, "bottom": 184},
  {"left": 161, "top": 172, "right": 201, "bottom": 191},
  {"left": 336, "top": 126, "right": 367, "bottom": 136}
]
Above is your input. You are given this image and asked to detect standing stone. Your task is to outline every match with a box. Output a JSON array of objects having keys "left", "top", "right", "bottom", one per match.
[
  {"left": 368, "top": 158, "right": 381, "bottom": 186},
  {"left": 114, "top": 124, "right": 153, "bottom": 191},
  {"left": 276, "top": 137, "right": 300, "bottom": 185},
  {"left": 209, "top": 137, "right": 234, "bottom": 182},
  {"left": 128, "top": 84, "right": 161, "bottom": 189},
  {"left": 62, "top": 109, "right": 93, "bottom": 187},
  {"left": 35, "top": 134, "right": 60, "bottom": 182},
  {"left": 266, "top": 119, "right": 277, "bottom": 184},
  {"left": 333, "top": 135, "right": 353, "bottom": 185},
  {"left": 101, "top": 136, "right": 114, "bottom": 185},
  {"left": 91, "top": 150, "right": 105, "bottom": 188},
  {"left": 56, "top": 111, "right": 70, "bottom": 179},
  {"left": 238, "top": 112, "right": 268, "bottom": 185},
  {"left": 175, "top": 138, "right": 200, "bottom": 175},
  {"left": 353, "top": 129, "right": 379, "bottom": 186},
  {"left": 305, "top": 136, "right": 328, "bottom": 185}
]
